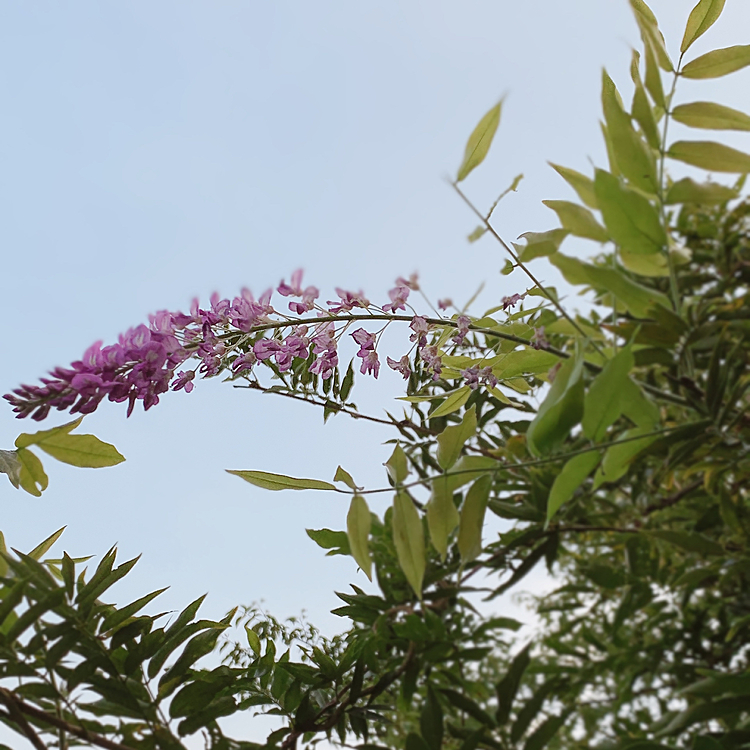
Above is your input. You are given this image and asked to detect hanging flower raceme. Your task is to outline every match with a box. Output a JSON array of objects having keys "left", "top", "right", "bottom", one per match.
[{"left": 4, "top": 270, "right": 514, "bottom": 421}]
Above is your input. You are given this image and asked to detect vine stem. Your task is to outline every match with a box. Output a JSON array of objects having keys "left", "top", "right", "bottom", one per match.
[{"left": 451, "top": 181, "right": 607, "bottom": 358}]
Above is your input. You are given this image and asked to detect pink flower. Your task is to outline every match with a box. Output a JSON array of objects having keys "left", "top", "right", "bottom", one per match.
[
  {"left": 387, "top": 355, "right": 411, "bottom": 379},
  {"left": 383, "top": 284, "right": 410, "bottom": 313}
]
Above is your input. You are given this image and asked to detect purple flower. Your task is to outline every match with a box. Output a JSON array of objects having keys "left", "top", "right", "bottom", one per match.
[
  {"left": 383, "top": 284, "right": 410, "bottom": 313},
  {"left": 460, "top": 365, "right": 497, "bottom": 391},
  {"left": 351, "top": 328, "right": 376, "bottom": 351},
  {"left": 420, "top": 345, "right": 442, "bottom": 380},
  {"left": 452, "top": 315, "right": 471, "bottom": 346},
  {"left": 278, "top": 269, "right": 319, "bottom": 314},
  {"left": 502, "top": 293, "right": 525, "bottom": 311},
  {"left": 437, "top": 298, "right": 452, "bottom": 311},
  {"left": 254, "top": 339, "right": 282, "bottom": 361},
  {"left": 387, "top": 355, "right": 411, "bottom": 379},
  {"left": 360, "top": 349, "right": 380, "bottom": 378},
  {"left": 327, "top": 288, "right": 370, "bottom": 314},
  {"left": 396, "top": 273, "right": 419, "bottom": 291},
  {"left": 232, "top": 352, "right": 258, "bottom": 374},
  {"left": 409, "top": 316, "right": 430, "bottom": 346},
  {"left": 531, "top": 326, "right": 549, "bottom": 350},
  {"left": 310, "top": 348, "right": 339, "bottom": 380},
  {"left": 172, "top": 370, "right": 196, "bottom": 393}
]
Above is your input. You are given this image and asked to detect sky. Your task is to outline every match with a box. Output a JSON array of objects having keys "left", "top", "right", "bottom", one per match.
[{"left": 1, "top": 1, "right": 749, "bottom": 745}]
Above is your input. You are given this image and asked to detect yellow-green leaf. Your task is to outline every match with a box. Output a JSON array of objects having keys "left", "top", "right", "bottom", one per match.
[
  {"left": 601, "top": 71, "right": 657, "bottom": 193},
  {"left": 630, "top": 0, "right": 673, "bottom": 71},
  {"left": 467, "top": 226, "right": 487, "bottom": 243},
  {"left": 681, "top": 0, "right": 726, "bottom": 53},
  {"left": 430, "top": 386, "right": 471, "bottom": 419},
  {"left": 437, "top": 406, "right": 477, "bottom": 471},
  {"left": 549, "top": 253, "right": 670, "bottom": 317},
  {"left": 347, "top": 496, "right": 372, "bottom": 580},
  {"left": 514, "top": 229, "right": 569, "bottom": 262},
  {"left": 17, "top": 448, "right": 49, "bottom": 497},
  {"left": 593, "top": 427, "right": 657, "bottom": 489},
  {"left": 582, "top": 347, "right": 635, "bottom": 441},
  {"left": 642, "top": 36, "right": 666, "bottom": 107},
  {"left": 334, "top": 466, "right": 359, "bottom": 490},
  {"left": 548, "top": 163, "right": 598, "bottom": 209},
  {"left": 490, "top": 349, "right": 559, "bottom": 380},
  {"left": 620, "top": 378, "right": 660, "bottom": 429},
  {"left": 672, "top": 101, "right": 750, "bottom": 131},
  {"left": 619, "top": 248, "right": 669, "bottom": 277},
  {"left": 666, "top": 177, "right": 738, "bottom": 204},
  {"left": 526, "top": 348, "right": 585, "bottom": 457},
  {"left": 245, "top": 627, "right": 261, "bottom": 656},
  {"left": 0, "top": 450, "right": 21, "bottom": 489},
  {"left": 34, "top": 434, "right": 125, "bottom": 468},
  {"left": 456, "top": 101, "right": 502, "bottom": 182},
  {"left": 15, "top": 417, "right": 84, "bottom": 449},
  {"left": 667, "top": 140, "right": 750, "bottom": 173},
  {"left": 28, "top": 527, "right": 65, "bottom": 561},
  {"left": 546, "top": 452, "right": 601, "bottom": 524},
  {"left": 542, "top": 200, "right": 609, "bottom": 243},
  {"left": 392, "top": 491, "right": 425, "bottom": 598},
  {"left": 681, "top": 44, "right": 750, "bottom": 79},
  {"left": 385, "top": 443, "right": 409, "bottom": 484},
  {"left": 227, "top": 470, "right": 335, "bottom": 492},
  {"left": 427, "top": 476, "right": 459, "bottom": 560},
  {"left": 630, "top": 50, "right": 661, "bottom": 149},
  {"left": 594, "top": 170, "right": 666, "bottom": 255},
  {"left": 458, "top": 476, "right": 492, "bottom": 565}
]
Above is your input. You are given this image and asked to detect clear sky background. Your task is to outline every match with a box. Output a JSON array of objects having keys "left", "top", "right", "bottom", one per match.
[{"left": 1, "top": 1, "right": 749, "bottom": 745}]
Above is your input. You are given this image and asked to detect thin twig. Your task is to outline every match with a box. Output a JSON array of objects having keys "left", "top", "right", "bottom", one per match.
[
  {"left": 643, "top": 479, "right": 703, "bottom": 516},
  {"left": 452, "top": 182, "right": 606, "bottom": 357},
  {"left": 0, "top": 689, "right": 47, "bottom": 750},
  {"left": 0, "top": 688, "right": 138, "bottom": 750}
]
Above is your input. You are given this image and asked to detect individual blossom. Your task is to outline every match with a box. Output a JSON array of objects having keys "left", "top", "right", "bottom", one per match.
[
  {"left": 172, "top": 370, "right": 196, "bottom": 393},
  {"left": 232, "top": 351, "right": 258, "bottom": 374},
  {"left": 437, "top": 298, "right": 453, "bottom": 311},
  {"left": 359, "top": 349, "right": 380, "bottom": 378},
  {"left": 409, "top": 315, "right": 430, "bottom": 346},
  {"left": 460, "top": 365, "right": 498, "bottom": 390},
  {"left": 351, "top": 328, "right": 380, "bottom": 378},
  {"left": 230, "top": 288, "right": 275, "bottom": 332},
  {"left": 387, "top": 355, "right": 410, "bottom": 379},
  {"left": 253, "top": 338, "right": 282, "bottom": 361},
  {"left": 278, "top": 269, "right": 319, "bottom": 314},
  {"left": 396, "top": 272, "right": 419, "bottom": 291},
  {"left": 310, "top": 348, "right": 339, "bottom": 380},
  {"left": 531, "top": 326, "right": 549, "bottom": 350},
  {"left": 382, "top": 283, "right": 410, "bottom": 313},
  {"left": 327, "top": 288, "right": 370, "bottom": 314},
  {"left": 420, "top": 345, "right": 442, "bottom": 380},
  {"left": 452, "top": 315, "right": 471, "bottom": 346},
  {"left": 502, "top": 293, "right": 526, "bottom": 311}
]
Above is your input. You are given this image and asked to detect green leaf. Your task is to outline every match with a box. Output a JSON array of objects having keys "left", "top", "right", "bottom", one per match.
[
  {"left": 420, "top": 686, "right": 444, "bottom": 750},
  {"left": 642, "top": 35, "right": 666, "bottom": 107},
  {"left": 339, "top": 360, "right": 355, "bottom": 402},
  {"left": 33, "top": 433, "right": 125, "bottom": 468},
  {"left": 681, "top": 44, "right": 750, "bottom": 79},
  {"left": 542, "top": 201, "right": 609, "bottom": 242},
  {"left": 101, "top": 588, "right": 169, "bottom": 633},
  {"left": 467, "top": 226, "right": 487, "bottom": 243},
  {"left": 430, "top": 386, "right": 471, "bottom": 419},
  {"left": 458, "top": 476, "right": 492, "bottom": 565},
  {"left": 526, "top": 347, "right": 585, "bottom": 457},
  {"left": 681, "top": 0, "right": 726, "bottom": 52},
  {"left": 28, "top": 527, "right": 66, "bottom": 561},
  {"left": 620, "top": 378, "right": 660, "bottom": 429},
  {"left": 440, "top": 688, "right": 496, "bottom": 727},
  {"left": 346, "top": 496, "right": 372, "bottom": 580},
  {"left": 437, "top": 406, "right": 477, "bottom": 470},
  {"left": 630, "top": 50, "right": 661, "bottom": 149},
  {"left": 667, "top": 140, "right": 750, "bottom": 173},
  {"left": 619, "top": 248, "right": 669, "bottom": 277},
  {"left": 14, "top": 417, "right": 84, "bottom": 449},
  {"left": 334, "top": 466, "right": 359, "bottom": 490},
  {"left": 601, "top": 71, "right": 657, "bottom": 192},
  {"left": 524, "top": 712, "right": 570, "bottom": 750},
  {"left": 0, "top": 450, "right": 21, "bottom": 489},
  {"left": 593, "top": 427, "right": 657, "bottom": 488},
  {"left": 594, "top": 170, "right": 665, "bottom": 254},
  {"left": 630, "top": 0, "right": 673, "bottom": 71},
  {"left": 306, "top": 529, "right": 350, "bottom": 556},
  {"left": 392, "top": 491, "right": 425, "bottom": 598},
  {"left": 547, "top": 451, "right": 601, "bottom": 523},
  {"left": 426, "top": 476, "right": 459, "bottom": 560},
  {"left": 227, "top": 470, "right": 335, "bottom": 492},
  {"left": 495, "top": 644, "right": 531, "bottom": 724},
  {"left": 665, "top": 176, "right": 738, "bottom": 204},
  {"left": 385, "top": 443, "right": 409, "bottom": 484},
  {"left": 514, "top": 229, "right": 569, "bottom": 262},
  {"left": 16, "top": 448, "right": 48, "bottom": 497},
  {"left": 647, "top": 530, "right": 724, "bottom": 557},
  {"left": 456, "top": 101, "right": 502, "bottom": 182},
  {"left": 583, "top": 346, "right": 635, "bottom": 440},
  {"left": 548, "top": 163, "right": 598, "bottom": 208},
  {"left": 490, "top": 349, "right": 559, "bottom": 380},
  {"left": 672, "top": 101, "right": 750, "bottom": 131},
  {"left": 549, "top": 253, "right": 671, "bottom": 317}
]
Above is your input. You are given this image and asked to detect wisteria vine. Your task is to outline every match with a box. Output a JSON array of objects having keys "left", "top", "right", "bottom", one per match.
[{"left": 5, "top": 272, "right": 535, "bottom": 422}]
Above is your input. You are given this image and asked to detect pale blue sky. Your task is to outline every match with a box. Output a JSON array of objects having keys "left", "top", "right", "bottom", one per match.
[{"left": 1, "top": 2, "right": 749, "bottom": 743}]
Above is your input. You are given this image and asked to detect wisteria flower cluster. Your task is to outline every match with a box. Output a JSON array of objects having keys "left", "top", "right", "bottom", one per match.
[{"left": 5, "top": 271, "right": 509, "bottom": 422}]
